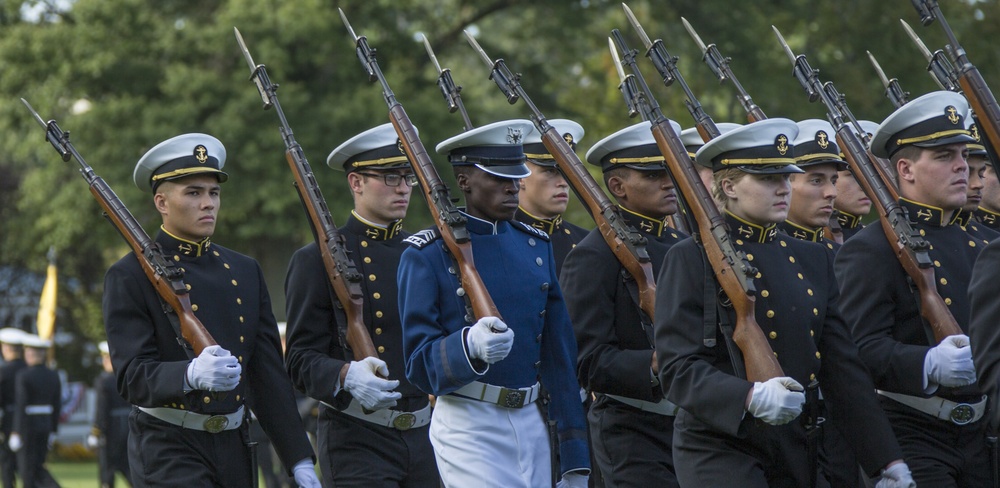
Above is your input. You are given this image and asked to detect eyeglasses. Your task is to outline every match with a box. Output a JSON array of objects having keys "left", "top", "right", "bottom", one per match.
[{"left": 356, "top": 172, "right": 419, "bottom": 187}]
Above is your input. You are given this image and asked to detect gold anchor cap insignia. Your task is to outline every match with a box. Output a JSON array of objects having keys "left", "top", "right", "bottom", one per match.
[
  {"left": 971, "top": 124, "right": 981, "bottom": 143},
  {"left": 194, "top": 145, "right": 208, "bottom": 164},
  {"left": 816, "top": 131, "right": 829, "bottom": 149},
  {"left": 775, "top": 134, "right": 789, "bottom": 155},
  {"left": 946, "top": 106, "right": 960, "bottom": 125}
]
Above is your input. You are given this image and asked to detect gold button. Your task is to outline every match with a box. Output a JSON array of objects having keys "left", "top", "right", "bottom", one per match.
[
  {"left": 369, "top": 274, "right": 377, "bottom": 282},
  {"left": 376, "top": 311, "right": 383, "bottom": 318},
  {"left": 761, "top": 290, "right": 769, "bottom": 298},
  {"left": 736, "top": 239, "right": 744, "bottom": 245},
  {"left": 810, "top": 329, "right": 815, "bottom": 336},
  {"left": 239, "top": 316, "right": 245, "bottom": 323},
  {"left": 375, "top": 328, "right": 383, "bottom": 335},
  {"left": 774, "top": 352, "right": 779, "bottom": 357},
  {"left": 788, "top": 256, "right": 796, "bottom": 263},
  {"left": 797, "top": 273, "right": 804, "bottom": 280},
  {"left": 816, "top": 351, "right": 821, "bottom": 359},
  {"left": 945, "top": 297, "right": 953, "bottom": 305},
  {"left": 769, "top": 331, "right": 777, "bottom": 339},
  {"left": 810, "top": 373, "right": 816, "bottom": 381},
  {"left": 929, "top": 244, "right": 934, "bottom": 250},
  {"left": 213, "top": 251, "right": 220, "bottom": 256},
  {"left": 186, "top": 284, "right": 192, "bottom": 291},
  {"left": 813, "top": 308, "right": 819, "bottom": 315},
  {"left": 940, "top": 278, "right": 948, "bottom": 285},
  {"left": 747, "top": 254, "right": 754, "bottom": 261},
  {"left": 238, "top": 356, "right": 243, "bottom": 362},
  {"left": 565, "top": 229, "right": 571, "bottom": 235},
  {"left": 361, "top": 241, "right": 369, "bottom": 248},
  {"left": 240, "top": 336, "right": 245, "bottom": 343},
  {"left": 377, "top": 346, "right": 385, "bottom": 353},
  {"left": 174, "top": 255, "right": 180, "bottom": 261},
  {"left": 919, "top": 229, "right": 926, "bottom": 236},
  {"left": 224, "top": 263, "right": 230, "bottom": 269},
  {"left": 671, "top": 233, "right": 678, "bottom": 238},
  {"left": 756, "top": 272, "right": 762, "bottom": 279},
  {"left": 780, "top": 241, "right": 787, "bottom": 247},
  {"left": 807, "top": 289, "right": 813, "bottom": 296},
  {"left": 203, "top": 396, "right": 211, "bottom": 404},
  {"left": 237, "top": 298, "right": 242, "bottom": 305},
  {"left": 179, "top": 404, "right": 185, "bottom": 410},
  {"left": 236, "top": 395, "right": 241, "bottom": 402},
  {"left": 171, "top": 403, "right": 177, "bottom": 408},
  {"left": 231, "top": 279, "right": 238, "bottom": 286},
  {"left": 364, "top": 257, "right": 372, "bottom": 264},
  {"left": 192, "top": 304, "right": 199, "bottom": 312},
  {"left": 827, "top": 243, "right": 833, "bottom": 249},
  {"left": 934, "top": 260, "right": 941, "bottom": 267},
  {"left": 373, "top": 292, "right": 381, "bottom": 299},
  {"left": 766, "top": 310, "right": 775, "bottom": 318},
  {"left": 970, "top": 240, "right": 977, "bottom": 247}
]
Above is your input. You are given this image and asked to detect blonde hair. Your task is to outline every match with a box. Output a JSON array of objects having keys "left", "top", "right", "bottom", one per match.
[{"left": 712, "top": 168, "right": 748, "bottom": 209}]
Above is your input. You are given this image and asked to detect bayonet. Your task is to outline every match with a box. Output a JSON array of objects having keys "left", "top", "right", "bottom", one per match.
[
  {"left": 339, "top": 8, "right": 358, "bottom": 42},
  {"left": 900, "top": 19, "right": 933, "bottom": 61},
  {"left": 233, "top": 27, "right": 273, "bottom": 109},
  {"left": 682, "top": 17, "right": 765, "bottom": 121},
  {"left": 867, "top": 50, "right": 909, "bottom": 108},
  {"left": 422, "top": 33, "right": 473, "bottom": 129},
  {"left": 609, "top": 37, "right": 641, "bottom": 120},
  {"left": 773, "top": 25, "right": 818, "bottom": 102},
  {"left": 681, "top": 17, "right": 707, "bottom": 53},
  {"left": 463, "top": 30, "right": 519, "bottom": 104},
  {"left": 464, "top": 31, "right": 495, "bottom": 70},
  {"left": 900, "top": 18, "right": 958, "bottom": 91},
  {"left": 622, "top": 3, "right": 652, "bottom": 50},
  {"left": 422, "top": 34, "right": 444, "bottom": 74},
  {"left": 234, "top": 27, "right": 257, "bottom": 73}
]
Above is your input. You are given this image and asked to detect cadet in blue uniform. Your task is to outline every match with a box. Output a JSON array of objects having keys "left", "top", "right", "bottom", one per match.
[
  {"left": 88, "top": 341, "right": 131, "bottom": 487},
  {"left": 515, "top": 119, "right": 589, "bottom": 273},
  {"left": 284, "top": 124, "right": 439, "bottom": 488},
  {"left": 9, "top": 334, "right": 60, "bottom": 488},
  {"left": 102, "top": 134, "right": 319, "bottom": 488},
  {"left": 835, "top": 91, "right": 988, "bottom": 486},
  {"left": 398, "top": 120, "right": 589, "bottom": 488},
  {"left": 561, "top": 121, "right": 687, "bottom": 487},
  {"left": 656, "top": 118, "right": 912, "bottom": 487},
  {"left": 0, "top": 328, "right": 26, "bottom": 488}
]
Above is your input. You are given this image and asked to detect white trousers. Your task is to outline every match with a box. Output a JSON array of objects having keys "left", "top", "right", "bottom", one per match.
[{"left": 430, "top": 394, "right": 551, "bottom": 488}]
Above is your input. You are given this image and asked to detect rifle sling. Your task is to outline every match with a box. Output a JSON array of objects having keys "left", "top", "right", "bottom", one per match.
[
  {"left": 157, "top": 295, "right": 195, "bottom": 361},
  {"left": 698, "top": 247, "right": 746, "bottom": 380},
  {"left": 619, "top": 268, "right": 654, "bottom": 348}
]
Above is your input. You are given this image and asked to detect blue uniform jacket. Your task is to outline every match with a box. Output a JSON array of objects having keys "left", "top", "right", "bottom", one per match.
[{"left": 397, "top": 213, "right": 589, "bottom": 474}]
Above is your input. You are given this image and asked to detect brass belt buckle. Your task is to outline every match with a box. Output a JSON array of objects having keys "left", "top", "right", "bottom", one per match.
[
  {"left": 499, "top": 388, "right": 526, "bottom": 409},
  {"left": 392, "top": 413, "right": 416, "bottom": 431},
  {"left": 203, "top": 415, "right": 230, "bottom": 433},
  {"left": 950, "top": 403, "right": 975, "bottom": 425}
]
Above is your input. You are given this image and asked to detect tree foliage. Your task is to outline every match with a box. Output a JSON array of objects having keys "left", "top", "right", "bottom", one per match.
[{"left": 1, "top": 0, "right": 998, "bottom": 379}]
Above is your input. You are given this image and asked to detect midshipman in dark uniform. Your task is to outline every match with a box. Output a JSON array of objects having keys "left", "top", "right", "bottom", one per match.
[
  {"left": 961, "top": 114, "right": 1000, "bottom": 241},
  {"left": 656, "top": 118, "right": 912, "bottom": 487},
  {"left": 780, "top": 119, "right": 847, "bottom": 253},
  {"left": 836, "top": 91, "right": 988, "bottom": 486},
  {"left": 0, "top": 328, "right": 26, "bottom": 488},
  {"left": 560, "top": 121, "right": 686, "bottom": 487},
  {"left": 88, "top": 341, "right": 131, "bottom": 487},
  {"left": 832, "top": 121, "right": 877, "bottom": 242},
  {"left": 284, "top": 124, "right": 439, "bottom": 488},
  {"left": 102, "top": 133, "right": 318, "bottom": 487},
  {"left": 9, "top": 334, "right": 60, "bottom": 488},
  {"left": 515, "top": 119, "right": 589, "bottom": 274}
]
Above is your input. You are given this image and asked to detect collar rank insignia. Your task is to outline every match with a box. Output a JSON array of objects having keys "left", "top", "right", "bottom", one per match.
[
  {"left": 366, "top": 228, "right": 380, "bottom": 239},
  {"left": 738, "top": 225, "right": 753, "bottom": 239},
  {"left": 793, "top": 229, "right": 807, "bottom": 240},
  {"left": 816, "top": 131, "right": 829, "bottom": 149},
  {"left": 916, "top": 208, "right": 933, "bottom": 221},
  {"left": 194, "top": 145, "right": 208, "bottom": 164},
  {"left": 946, "top": 106, "right": 960, "bottom": 125}
]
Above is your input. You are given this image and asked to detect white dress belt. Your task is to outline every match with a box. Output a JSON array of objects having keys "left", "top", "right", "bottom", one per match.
[
  {"left": 876, "top": 390, "right": 986, "bottom": 425},
  {"left": 336, "top": 399, "right": 431, "bottom": 431},
  {"left": 138, "top": 405, "right": 244, "bottom": 433},
  {"left": 605, "top": 394, "right": 679, "bottom": 416},
  {"left": 452, "top": 381, "right": 541, "bottom": 409}
]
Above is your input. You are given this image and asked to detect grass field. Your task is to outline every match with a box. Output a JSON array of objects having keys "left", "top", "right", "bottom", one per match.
[{"left": 46, "top": 460, "right": 301, "bottom": 487}]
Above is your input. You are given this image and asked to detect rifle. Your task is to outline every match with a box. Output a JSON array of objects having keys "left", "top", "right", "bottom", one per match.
[
  {"left": 681, "top": 17, "right": 767, "bottom": 124},
  {"left": 22, "top": 99, "right": 217, "bottom": 355},
  {"left": 773, "top": 26, "right": 962, "bottom": 343},
  {"left": 867, "top": 50, "right": 911, "bottom": 109},
  {"left": 233, "top": 28, "right": 378, "bottom": 362},
  {"left": 463, "top": 31, "right": 659, "bottom": 321},
  {"left": 610, "top": 29, "right": 784, "bottom": 383},
  {"left": 900, "top": 18, "right": 1000, "bottom": 171},
  {"left": 339, "top": 9, "right": 502, "bottom": 322},
  {"left": 421, "top": 34, "right": 474, "bottom": 131}
]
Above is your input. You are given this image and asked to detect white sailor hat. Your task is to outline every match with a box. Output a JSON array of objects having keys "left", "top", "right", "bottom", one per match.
[
  {"left": 792, "top": 119, "right": 847, "bottom": 169},
  {"left": 327, "top": 123, "right": 415, "bottom": 173},
  {"left": 0, "top": 328, "right": 25, "bottom": 345},
  {"left": 966, "top": 110, "right": 988, "bottom": 157},
  {"left": 134, "top": 133, "right": 228, "bottom": 193},
  {"left": 585, "top": 121, "right": 680, "bottom": 172},
  {"left": 20, "top": 334, "right": 51, "bottom": 349},
  {"left": 695, "top": 118, "right": 804, "bottom": 174},
  {"left": 680, "top": 123, "right": 743, "bottom": 158},
  {"left": 98, "top": 341, "right": 110, "bottom": 355},
  {"left": 521, "top": 119, "right": 585, "bottom": 168},
  {"left": 436, "top": 119, "right": 534, "bottom": 179},
  {"left": 870, "top": 90, "right": 973, "bottom": 159}
]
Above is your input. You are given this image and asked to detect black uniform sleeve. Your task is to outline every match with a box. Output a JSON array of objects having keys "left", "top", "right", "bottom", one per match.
[
  {"left": 970, "top": 240, "right": 1000, "bottom": 433},
  {"left": 284, "top": 244, "right": 350, "bottom": 407},
  {"left": 561, "top": 238, "right": 659, "bottom": 401}
]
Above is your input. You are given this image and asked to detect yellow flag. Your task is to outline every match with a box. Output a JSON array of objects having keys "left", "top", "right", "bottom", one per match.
[{"left": 36, "top": 247, "right": 57, "bottom": 341}]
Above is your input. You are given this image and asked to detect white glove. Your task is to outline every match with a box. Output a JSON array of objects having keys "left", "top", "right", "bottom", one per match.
[
  {"left": 747, "top": 377, "right": 805, "bottom": 425},
  {"left": 7, "top": 433, "right": 21, "bottom": 452},
  {"left": 555, "top": 471, "right": 588, "bottom": 488},
  {"left": 875, "top": 462, "right": 916, "bottom": 488},
  {"left": 292, "top": 459, "right": 321, "bottom": 488},
  {"left": 344, "top": 357, "right": 401, "bottom": 410},
  {"left": 86, "top": 434, "right": 99, "bottom": 449},
  {"left": 925, "top": 334, "right": 977, "bottom": 388},
  {"left": 465, "top": 317, "right": 514, "bottom": 364},
  {"left": 186, "top": 345, "right": 242, "bottom": 392}
]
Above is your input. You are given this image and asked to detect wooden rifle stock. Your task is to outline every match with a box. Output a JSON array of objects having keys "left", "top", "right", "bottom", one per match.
[
  {"left": 649, "top": 122, "right": 784, "bottom": 382},
  {"left": 20, "top": 99, "right": 219, "bottom": 356},
  {"left": 234, "top": 28, "right": 378, "bottom": 361},
  {"left": 538, "top": 127, "right": 657, "bottom": 320},
  {"left": 388, "top": 105, "right": 502, "bottom": 320}
]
